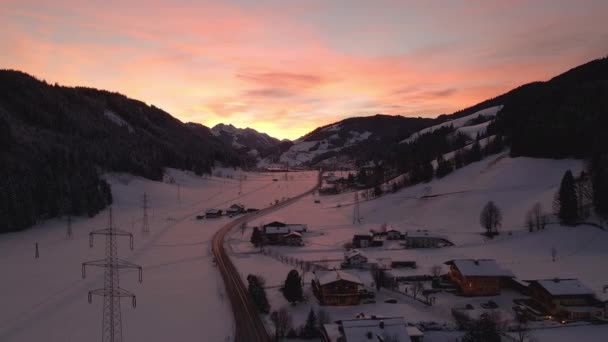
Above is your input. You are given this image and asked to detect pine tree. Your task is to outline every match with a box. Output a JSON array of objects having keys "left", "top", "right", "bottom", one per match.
[
  {"left": 250, "top": 226, "right": 264, "bottom": 247},
  {"left": 247, "top": 274, "right": 270, "bottom": 313},
  {"left": 303, "top": 308, "right": 319, "bottom": 338},
  {"left": 282, "top": 270, "right": 303, "bottom": 304},
  {"left": 554, "top": 170, "right": 579, "bottom": 225},
  {"left": 590, "top": 154, "right": 608, "bottom": 220},
  {"left": 435, "top": 155, "right": 453, "bottom": 178},
  {"left": 467, "top": 141, "right": 482, "bottom": 163}
]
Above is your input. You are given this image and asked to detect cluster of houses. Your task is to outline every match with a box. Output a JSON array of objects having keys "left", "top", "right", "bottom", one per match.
[
  {"left": 352, "top": 229, "right": 453, "bottom": 249},
  {"left": 311, "top": 254, "right": 607, "bottom": 325},
  {"left": 256, "top": 221, "right": 307, "bottom": 246},
  {"left": 445, "top": 258, "right": 608, "bottom": 321},
  {"left": 200, "top": 203, "right": 259, "bottom": 219}
]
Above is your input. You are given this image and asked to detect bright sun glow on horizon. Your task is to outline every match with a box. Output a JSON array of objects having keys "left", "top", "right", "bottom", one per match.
[{"left": 2, "top": 0, "right": 607, "bottom": 140}]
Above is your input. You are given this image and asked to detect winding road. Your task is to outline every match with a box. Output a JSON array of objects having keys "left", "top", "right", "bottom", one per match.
[{"left": 211, "top": 172, "right": 321, "bottom": 342}]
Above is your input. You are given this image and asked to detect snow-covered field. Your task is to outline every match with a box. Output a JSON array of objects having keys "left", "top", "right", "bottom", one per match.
[
  {"left": 228, "top": 155, "right": 608, "bottom": 341},
  {"left": 0, "top": 169, "right": 318, "bottom": 342}
]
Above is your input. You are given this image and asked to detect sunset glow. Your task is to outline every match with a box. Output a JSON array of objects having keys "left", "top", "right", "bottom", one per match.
[{"left": 2, "top": 0, "right": 607, "bottom": 139}]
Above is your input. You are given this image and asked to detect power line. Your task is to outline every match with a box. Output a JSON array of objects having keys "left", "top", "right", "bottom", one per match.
[{"left": 142, "top": 193, "right": 150, "bottom": 235}]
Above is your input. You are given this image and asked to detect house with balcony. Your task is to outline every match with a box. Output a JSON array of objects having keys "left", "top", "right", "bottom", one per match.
[
  {"left": 445, "top": 259, "right": 514, "bottom": 296},
  {"left": 312, "top": 270, "right": 363, "bottom": 306},
  {"left": 528, "top": 278, "right": 605, "bottom": 321}
]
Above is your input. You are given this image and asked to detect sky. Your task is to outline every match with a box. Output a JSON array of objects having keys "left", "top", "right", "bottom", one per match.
[{"left": 1, "top": 0, "right": 607, "bottom": 140}]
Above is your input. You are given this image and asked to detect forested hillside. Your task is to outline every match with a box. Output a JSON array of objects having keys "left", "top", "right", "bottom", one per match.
[{"left": 0, "top": 70, "right": 240, "bottom": 233}]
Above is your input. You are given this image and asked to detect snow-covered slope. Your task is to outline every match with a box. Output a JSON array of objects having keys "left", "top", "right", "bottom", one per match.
[
  {"left": 402, "top": 105, "right": 503, "bottom": 143},
  {"left": 211, "top": 123, "right": 285, "bottom": 158},
  {"left": 278, "top": 130, "right": 372, "bottom": 166},
  {"left": 273, "top": 115, "right": 434, "bottom": 167},
  {"left": 227, "top": 154, "right": 608, "bottom": 341},
  {"left": 0, "top": 169, "right": 318, "bottom": 342}
]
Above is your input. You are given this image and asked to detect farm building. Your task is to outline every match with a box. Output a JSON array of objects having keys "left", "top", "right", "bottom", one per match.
[{"left": 445, "top": 259, "right": 514, "bottom": 296}]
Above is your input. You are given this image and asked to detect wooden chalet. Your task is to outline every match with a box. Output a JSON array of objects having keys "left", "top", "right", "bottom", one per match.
[
  {"left": 528, "top": 278, "right": 605, "bottom": 320},
  {"left": 312, "top": 270, "right": 363, "bottom": 306},
  {"left": 445, "top": 259, "right": 514, "bottom": 296}
]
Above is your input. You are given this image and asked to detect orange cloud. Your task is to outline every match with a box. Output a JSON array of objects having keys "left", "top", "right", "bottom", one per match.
[{"left": 1, "top": 0, "right": 607, "bottom": 140}]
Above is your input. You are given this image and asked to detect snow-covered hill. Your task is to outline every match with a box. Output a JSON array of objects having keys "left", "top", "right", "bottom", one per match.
[
  {"left": 402, "top": 105, "right": 503, "bottom": 143},
  {"left": 271, "top": 115, "right": 435, "bottom": 167},
  {"left": 211, "top": 123, "right": 287, "bottom": 159}
]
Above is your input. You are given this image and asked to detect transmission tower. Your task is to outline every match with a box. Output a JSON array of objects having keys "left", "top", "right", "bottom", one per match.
[
  {"left": 141, "top": 193, "right": 150, "bottom": 235},
  {"left": 177, "top": 183, "right": 181, "bottom": 206},
  {"left": 66, "top": 214, "right": 73, "bottom": 239},
  {"left": 353, "top": 192, "right": 361, "bottom": 224},
  {"left": 82, "top": 207, "right": 143, "bottom": 342}
]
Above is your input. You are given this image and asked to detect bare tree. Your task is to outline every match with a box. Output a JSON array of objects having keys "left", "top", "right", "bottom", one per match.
[
  {"left": 512, "top": 316, "right": 536, "bottom": 342},
  {"left": 525, "top": 203, "right": 545, "bottom": 232},
  {"left": 270, "top": 307, "right": 293, "bottom": 340},
  {"left": 410, "top": 281, "right": 424, "bottom": 299},
  {"left": 430, "top": 265, "right": 442, "bottom": 279},
  {"left": 480, "top": 201, "right": 502, "bottom": 237}
]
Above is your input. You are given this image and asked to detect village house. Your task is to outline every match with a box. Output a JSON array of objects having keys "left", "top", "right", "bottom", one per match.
[
  {"left": 205, "top": 208, "right": 222, "bottom": 218},
  {"left": 445, "top": 259, "right": 514, "bottom": 296},
  {"left": 528, "top": 278, "right": 605, "bottom": 321},
  {"left": 312, "top": 270, "right": 363, "bottom": 306},
  {"left": 352, "top": 234, "right": 373, "bottom": 248},
  {"left": 342, "top": 249, "right": 372, "bottom": 269},
  {"left": 282, "top": 231, "right": 304, "bottom": 246},
  {"left": 260, "top": 221, "right": 308, "bottom": 245},
  {"left": 226, "top": 203, "right": 245, "bottom": 215},
  {"left": 386, "top": 229, "right": 402, "bottom": 240},
  {"left": 403, "top": 230, "right": 453, "bottom": 248},
  {"left": 322, "top": 316, "right": 422, "bottom": 342}
]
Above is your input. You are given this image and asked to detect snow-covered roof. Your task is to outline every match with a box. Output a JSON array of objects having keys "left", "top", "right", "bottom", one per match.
[
  {"left": 205, "top": 209, "right": 222, "bottom": 214},
  {"left": 284, "top": 231, "right": 302, "bottom": 238},
  {"left": 322, "top": 323, "right": 342, "bottom": 342},
  {"left": 264, "top": 226, "right": 290, "bottom": 235},
  {"left": 316, "top": 270, "right": 363, "bottom": 286},
  {"left": 345, "top": 249, "right": 367, "bottom": 260},
  {"left": 406, "top": 326, "right": 424, "bottom": 337},
  {"left": 341, "top": 317, "right": 412, "bottom": 342},
  {"left": 533, "top": 279, "right": 595, "bottom": 296},
  {"left": 405, "top": 229, "right": 446, "bottom": 239},
  {"left": 446, "top": 259, "right": 514, "bottom": 277}
]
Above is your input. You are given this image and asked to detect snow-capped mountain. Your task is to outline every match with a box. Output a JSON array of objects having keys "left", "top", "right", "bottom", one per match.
[{"left": 211, "top": 123, "right": 288, "bottom": 159}]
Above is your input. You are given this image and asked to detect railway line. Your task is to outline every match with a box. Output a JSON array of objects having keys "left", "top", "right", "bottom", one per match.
[{"left": 211, "top": 172, "right": 320, "bottom": 342}]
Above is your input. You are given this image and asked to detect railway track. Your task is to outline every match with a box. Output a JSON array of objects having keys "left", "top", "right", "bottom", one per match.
[{"left": 211, "top": 173, "right": 320, "bottom": 342}]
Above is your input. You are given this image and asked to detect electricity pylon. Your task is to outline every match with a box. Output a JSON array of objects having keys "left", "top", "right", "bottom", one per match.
[
  {"left": 353, "top": 192, "right": 361, "bottom": 224},
  {"left": 82, "top": 207, "right": 143, "bottom": 342},
  {"left": 142, "top": 193, "right": 150, "bottom": 235},
  {"left": 66, "top": 214, "right": 73, "bottom": 239}
]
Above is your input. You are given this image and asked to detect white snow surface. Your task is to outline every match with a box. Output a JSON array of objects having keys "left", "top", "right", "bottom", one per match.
[
  {"left": 228, "top": 154, "right": 608, "bottom": 338},
  {"left": 104, "top": 109, "right": 134, "bottom": 132},
  {"left": 534, "top": 278, "right": 595, "bottom": 296},
  {"left": 448, "top": 259, "right": 514, "bottom": 277},
  {"left": 0, "top": 168, "right": 318, "bottom": 342},
  {"left": 402, "top": 105, "right": 503, "bottom": 143},
  {"left": 278, "top": 130, "right": 373, "bottom": 166}
]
